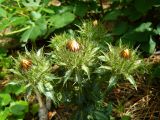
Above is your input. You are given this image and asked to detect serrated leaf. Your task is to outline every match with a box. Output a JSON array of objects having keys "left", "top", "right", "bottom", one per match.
[
  {"left": 125, "top": 74, "right": 137, "bottom": 90},
  {"left": 94, "top": 111, "right": 107, "bottom": 120},
  {"left": 99, "top": 66, "right": 112, "bottom": 71},
  {"left": 98, "top": 56, "right": 106, "bottom": 61},
  {"left": 148, "top": 37, "right": 156, "bottom": 54},
  {"left": 82, "top": 64, "right": 90, "bottom": 79},
  {"left": 107, "top": 75, "right": 117, "bottom": 91},
  {"left": 63, "top": 69, "right": 72, "bottom": 85},
  {"left": 44, "top": 91, "right": 55, "bottom": 103},
  {"left": 37, "top": 82, "right": 45, "bottom": 93}
]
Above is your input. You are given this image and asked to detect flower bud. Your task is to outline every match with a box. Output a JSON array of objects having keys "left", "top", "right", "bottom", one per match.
[
  {"left": 66, "top": 40, "right": 80, "bottom": 52},
  {"left": 20, "top": 59, "right": 32, "bottom": 70},
  {"left": 120, "top": 49, "right": 130, "bottom": 59}
]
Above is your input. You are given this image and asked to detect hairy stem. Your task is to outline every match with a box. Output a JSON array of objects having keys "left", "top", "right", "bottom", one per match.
[{"left": 34, "top": 88, "right": 48, "bottom": 120}]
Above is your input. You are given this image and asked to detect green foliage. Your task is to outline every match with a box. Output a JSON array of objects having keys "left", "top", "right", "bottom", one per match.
[
  {"left": 0, "top": 83, "right": 29, "bottom": 120},
  {"left": 0, "top": 0, "right": 101, "bottom": 45},
  {"left": 0, "top": 49, "right": 12, "bottom": 79},
  {"left": 10, "top": 48, "right": 59, "bottom": 104},
  {"left": 98, "top": 44, "right": 147, "bottom": 90},
  {"left": 1, "top": 0, "right": 159, "bottom": 119},
  {"left": 50, "top": 23, "right": 101, "bottom": 86},
  {"left": 50, "top": 21, "right": 113, "bottom": 119},
  {"left": 103, "top": 0, "right": 160, "bottom": 54}
]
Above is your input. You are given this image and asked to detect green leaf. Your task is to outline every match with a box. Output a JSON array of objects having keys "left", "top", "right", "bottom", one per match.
[
  {"left": 44, "top": 91, "right": 56, "bottom": 103},
  {"left": 0, "top": 108, "right": 10, "bottom": 120},
  {"left": 20, "top": 25, "right": 33, "bottom": 42},
  {"left": 99, "top": 66, "right": 112, "bottom": 71},
  {"left": 98, "top": 56, "right": 106, "bottom": 62},
  {"left": 2, "top": 83, "right": 25, "bottom": 95},
  {"left": 10, "top": 17, "right": 27, "bottom": 26},
  {"left": 94, "top": 111, "right": 107, "bottom": 120},
  {"left": 20, "top": 18, "right": 47, "bottom": 42},
  {"left": 135, "top": 22, "right": 152, "bottom": 32},
  {"left": 113, "top": 22, "right": 128, "bottom": 35},
  {"left": 154, "top": 24, "right": 160, "bottom": 35},
  {"left": 148, "top": 37, "right": 156, "bottom": 54},
  {"left": 49, "top": 12, "right": 75, "bottom": 29},
  {"left": 41, "top": 8, "right": 55, "bottom": 14},
  {"left": 125, "top": 74, "right": 137, "bottom": 90},
  {"left": 82, "top": 64, "right": 90, "bottom": 79},
  {"left": 0, "top": 8, "right": 7, "bottom": 17},
  {"left": 0, "top": 93, "right": 12, "bottom": 106},
  {"left": 9, "top": 101, "right": 29, "bottom": 116},
  {"left": 63, "top": 69, "right": 73, "bottom": 85},
  {"left": 107, "top": 76, "right": 118, "bottom": 91},
  {"left": 104, "top": 10, "right": 121, "bottom": 21}
]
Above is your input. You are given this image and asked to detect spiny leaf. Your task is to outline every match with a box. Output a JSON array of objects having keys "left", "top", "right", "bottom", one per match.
[
  {"left": 63, "top": 69, "right": 73, "bottom": 85},
  {"left": 82, "top": 64, "right": 90, "bottom": 79},
  {"left": 148, "top": 37, "right": 156, "bottom": 54},
  {"left": 125, "top": 74, "right": 137, "bottom": 90},
  {"left": 107, "top": 75, "right": 117, "bottom": 91},
  {"left": 99, "top": 66, "right": 112, "bottom": 71}
]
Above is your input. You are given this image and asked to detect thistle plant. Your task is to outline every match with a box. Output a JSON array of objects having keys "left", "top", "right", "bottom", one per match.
[
  {"left": 10, "top": 48, "right": 58, "bottom": 120},
  {"left": 98, "top": 44, "right": 147, "bottom": 91},
  {"left": 50, "top": 24, "right": 104, "bottom": 119},
  {"left": 50, "top": 32, "right": 99, "bottom": 86}
]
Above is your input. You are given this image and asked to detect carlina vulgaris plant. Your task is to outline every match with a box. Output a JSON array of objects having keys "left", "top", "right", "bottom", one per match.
[
  {"left": 50, "top": 31, "right": 101, "bottom": 119},
  {"left": 10, "top": 48, "right": 59, "bottom": 120},
  {"left": 98, "top": 43, "right": 148, "bottom": 92},
  {"left": 50, "top": 32, "right": 99, "bottom": 87}
]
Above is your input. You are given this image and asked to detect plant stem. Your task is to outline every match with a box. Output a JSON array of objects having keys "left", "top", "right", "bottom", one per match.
[
  {"left": 4, "top": 26, "right": 30, "bottom": 36},
  {"left": 34, "top": 88, "right": 48, "bottom": 120}
]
